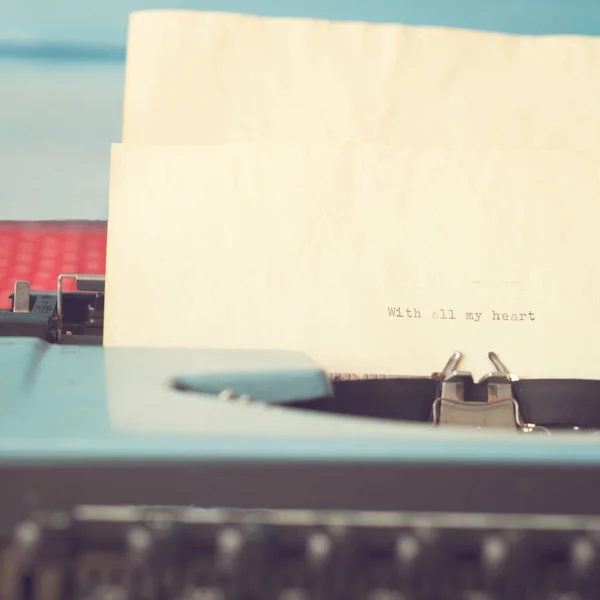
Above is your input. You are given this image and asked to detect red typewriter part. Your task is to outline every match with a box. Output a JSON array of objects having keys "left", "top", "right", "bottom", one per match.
[{"left": 0, "top": 221, "right": 107, "bottom": 308}]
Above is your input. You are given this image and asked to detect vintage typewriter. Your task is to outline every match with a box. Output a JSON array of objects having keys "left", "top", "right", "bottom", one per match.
[{"left": 2, "top": 275, "right": 600, "bottom": 600}]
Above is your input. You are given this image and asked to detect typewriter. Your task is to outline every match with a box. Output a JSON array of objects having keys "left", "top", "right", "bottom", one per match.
[{"left": 2, "top": 275, "right": 600, "bottom": 600}]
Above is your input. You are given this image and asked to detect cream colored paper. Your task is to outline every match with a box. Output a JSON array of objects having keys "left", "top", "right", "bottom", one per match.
[
  {"left": 105, "top": 143, "right": 600, "bottom": 380},
  {"left": 121, "top": 10, "right": 600, "bottom": 149}
]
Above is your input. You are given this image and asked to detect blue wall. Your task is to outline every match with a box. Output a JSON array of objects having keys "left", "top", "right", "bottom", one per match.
[{"left": 3, "top": 0, "right": 600, "bottom": 46}]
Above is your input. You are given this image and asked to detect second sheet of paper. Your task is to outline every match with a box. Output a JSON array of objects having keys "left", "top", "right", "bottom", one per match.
[{"left": 121, "top": 11, "right": 600, "bottom": 149}]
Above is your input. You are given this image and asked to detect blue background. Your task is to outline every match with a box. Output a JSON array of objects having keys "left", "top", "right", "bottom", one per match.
[{"left": 1, "top": 0, "right": 599, "bottom": 220}]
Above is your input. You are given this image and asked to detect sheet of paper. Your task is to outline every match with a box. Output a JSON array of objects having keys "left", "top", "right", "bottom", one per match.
[
  {"left": 105, "top": 143, "right": 600, "bottom": 380},
  {"left": 121, "top": 10, "right": 600, "bottom": 149}
]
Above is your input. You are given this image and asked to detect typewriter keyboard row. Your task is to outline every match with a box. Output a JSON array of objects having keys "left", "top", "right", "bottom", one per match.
[{"left": 1, "top": 506, "right": 599, "bottom": 600}]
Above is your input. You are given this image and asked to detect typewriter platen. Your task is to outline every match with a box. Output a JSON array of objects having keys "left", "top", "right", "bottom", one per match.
[{"left": 2, "top": 275, "right": 600, "bottom": 600}]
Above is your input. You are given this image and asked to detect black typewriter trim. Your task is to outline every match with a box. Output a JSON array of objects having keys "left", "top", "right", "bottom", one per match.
[
  {"left": 287, "top": 378, "right": 600, "bottom": 429},
  {"left": 1, "top": 459, "right": 599, "bottom": 535}
]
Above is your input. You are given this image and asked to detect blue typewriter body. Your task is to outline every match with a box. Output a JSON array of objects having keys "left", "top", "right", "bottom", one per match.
[
  {"left": 3, "top": 335, "right": 600, "bottom": 597},
  {"left": 2, "top": 335, "right": 600, "bottom": 528}
]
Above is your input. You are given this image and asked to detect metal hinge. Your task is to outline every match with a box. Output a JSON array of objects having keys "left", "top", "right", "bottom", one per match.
[{"left": 432, "top": 351, "right": 547, "bottom": 433}]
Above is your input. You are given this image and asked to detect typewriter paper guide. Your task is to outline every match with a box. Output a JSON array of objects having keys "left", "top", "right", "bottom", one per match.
[
  {"left": 105, "top": 143, "right": 600, "bottom": 380},
  {"left": 121, "top": 10, "right": 600, "bottom": 149}
]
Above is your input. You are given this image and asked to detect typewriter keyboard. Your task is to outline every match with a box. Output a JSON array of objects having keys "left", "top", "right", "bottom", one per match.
[{"left": 2, "top": 507, "right": 600, "bottom": 600}]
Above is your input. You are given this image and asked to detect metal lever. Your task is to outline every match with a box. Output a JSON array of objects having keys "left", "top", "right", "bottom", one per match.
[
  {"left": 433, "top": 351, "right": 523, "bottom": 430},
  {"left": 12, "top": 281, "right": 31, "bottom": 314},
  {"left": 432, "top": 350, "right": 462, "bottom": 382},
  {"left": 479, "top": 353, "right": 548, "bottom": 433}
]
